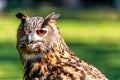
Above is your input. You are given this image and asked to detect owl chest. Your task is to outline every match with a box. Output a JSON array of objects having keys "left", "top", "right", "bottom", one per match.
[
  {"left": 23, "top": 55, "right": 80, "bottom": 80},
  {"left": 23, "top": 52, "right": 57, "bottom": 79},
  {"left": 24, "top": 57, "right": 47, "bottom": 80}
]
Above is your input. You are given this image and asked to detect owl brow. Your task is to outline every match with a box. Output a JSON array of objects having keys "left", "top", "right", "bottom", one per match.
[
  {"left": 42, "top": 17, "right": 50, "bottom": 26},
  {"left": 41, "top": 22, "right": 46, "bottom": 28}
]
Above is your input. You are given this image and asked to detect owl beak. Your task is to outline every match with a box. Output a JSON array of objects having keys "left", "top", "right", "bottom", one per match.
[
  {"left": 28, "top": 33, "right": 41, "bottom": 44},
  {"left": 28, "top": 34, "right": 32, "bottom": 44}
]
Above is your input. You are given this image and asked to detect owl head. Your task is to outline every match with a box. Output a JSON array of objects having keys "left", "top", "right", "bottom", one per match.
[{"left": 16, "top": 12, "right": 60, "bottom": 54}]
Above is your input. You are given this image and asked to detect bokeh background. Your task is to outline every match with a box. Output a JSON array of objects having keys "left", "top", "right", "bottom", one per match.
[{"left": 0, "top": 0, "right": 120, "bottom": 80}]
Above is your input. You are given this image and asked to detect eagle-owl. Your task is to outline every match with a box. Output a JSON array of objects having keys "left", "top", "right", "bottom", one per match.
[{"left": 16, "top": 12, "right": 108, "bottom": 80}]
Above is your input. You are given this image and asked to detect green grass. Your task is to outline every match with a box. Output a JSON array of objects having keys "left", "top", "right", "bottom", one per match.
[
  {"left": 58, "top": 20, "right": 120, "bottom": 43},
  {"left": 0, "top": 10, "right": 120, "bottom": 80}
]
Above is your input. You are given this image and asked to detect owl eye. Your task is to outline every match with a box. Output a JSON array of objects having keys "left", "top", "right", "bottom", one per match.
[
  {"left": 36, "top": 30, "right": 47, "bottom": 36},
  {"left": 20, "top": 28, "right": 25, "bottom": 35}
]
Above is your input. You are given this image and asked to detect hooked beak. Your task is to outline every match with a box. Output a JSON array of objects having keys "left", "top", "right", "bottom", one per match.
[{"left": 28, "top": 32, "right": 41, "bottom": 44}]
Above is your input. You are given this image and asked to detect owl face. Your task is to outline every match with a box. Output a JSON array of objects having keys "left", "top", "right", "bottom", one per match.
[{"left": 16, "top": 12, "right": 60, "bottom": 53}]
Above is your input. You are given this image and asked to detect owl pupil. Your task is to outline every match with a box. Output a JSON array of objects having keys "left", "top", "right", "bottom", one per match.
[{"left": 36, "top": 30, "right": 47, "bottom": 36}]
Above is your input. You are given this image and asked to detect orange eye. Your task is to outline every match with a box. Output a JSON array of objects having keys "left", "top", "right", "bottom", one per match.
[
  {"left": 20, "top": 28, "right": 25, "bottom": 35},
  {"left": 36, "top": 30, "right": 47, "bottom": 36}
]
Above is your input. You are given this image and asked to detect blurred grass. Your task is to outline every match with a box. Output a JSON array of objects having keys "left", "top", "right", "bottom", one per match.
[{"left": 0, "top": 8, "right": 120, "bottom": 80}]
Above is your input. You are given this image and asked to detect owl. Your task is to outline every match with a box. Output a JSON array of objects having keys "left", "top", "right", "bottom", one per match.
[{"left": 16, "top": 12, "right": 108, "bottom": 80}]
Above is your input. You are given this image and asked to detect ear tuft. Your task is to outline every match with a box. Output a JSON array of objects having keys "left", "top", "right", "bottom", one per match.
[
  {"left": 46, "top": 12, "right": 60, "bottom": 20},
  {"left": 16, "top": 12, "right": 28, "bottom": 19}
]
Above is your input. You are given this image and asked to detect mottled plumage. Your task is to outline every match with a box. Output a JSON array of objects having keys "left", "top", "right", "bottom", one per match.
[{"left": 16, "top": 12, "right": 108, "bottom": 80}]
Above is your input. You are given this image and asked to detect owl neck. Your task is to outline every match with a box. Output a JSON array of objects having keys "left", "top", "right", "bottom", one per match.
[{"left": 54, "top": 35, "right": 70, "bottom": 52}]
